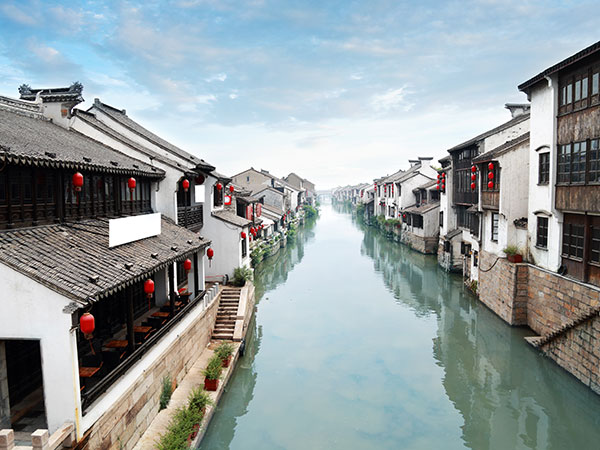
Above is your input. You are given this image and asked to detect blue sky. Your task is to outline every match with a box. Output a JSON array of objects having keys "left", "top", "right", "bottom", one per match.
[{"left": 0, "top": 1, "right": 598, "bottom": 189}]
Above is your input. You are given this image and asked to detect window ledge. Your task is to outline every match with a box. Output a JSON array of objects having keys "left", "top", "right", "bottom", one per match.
[
  {"left": 535, "top": 245, "right": 548, "bottom": 251},
  {"left": 537, "top": 182, "right": 549, "bottom": 186}
]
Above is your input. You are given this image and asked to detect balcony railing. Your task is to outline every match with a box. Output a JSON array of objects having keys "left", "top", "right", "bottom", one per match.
[
  {"left": 177, "top": 204, "right": 203, "bottom": 231},
  {"left": 481, "top": 191, "right": 499, "bottom": 210}
]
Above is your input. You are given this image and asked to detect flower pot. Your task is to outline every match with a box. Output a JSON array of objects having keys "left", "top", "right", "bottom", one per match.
[
  {"left": 204, "top": 378, "right": 219, "bottom": 391},
  {"left": 222, "top": 355, "right": 232, "bottom": 368},
  {"left": 507, "top": 254, "right": 523, "bottom": 263}
]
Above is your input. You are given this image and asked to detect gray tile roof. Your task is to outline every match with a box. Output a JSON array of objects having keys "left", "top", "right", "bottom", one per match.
[
  {"left": 0, "top": 216, "right": 210, "bottom": 303},
  {"left": 0, "top": 108, "right": 164, "bottom": 178},
  {"left": 212, "top": 210, "right": 251, "bottom": 227},
  {"left": 90, "top": 99, "right": 215, "bottom": 170},
  {"left": 472, "top": 132, "right": 530, "bottom": 163},
  {"left": 519, "top": 40, "right": 600, "bottom": 92},
  {"left": 447, "top": 113, "right": 530, "bottom": 153},
  {"left": 404, "top": 202, "right": 440, "bottom": 214},
  {"left": 261, "top": 203, "right": 284, "bottom": 217}
]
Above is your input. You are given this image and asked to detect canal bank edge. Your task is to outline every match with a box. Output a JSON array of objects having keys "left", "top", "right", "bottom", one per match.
[{"left": 133, "top": 281, "right": 255, "bottom": 450}]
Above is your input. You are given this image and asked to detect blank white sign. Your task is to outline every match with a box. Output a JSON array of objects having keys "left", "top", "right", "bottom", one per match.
[
  {"left": 195, "top": 185, "right": 205, "bottom": 203},
  {"left": 109, "top": 213, "right": 161, "bottom": 248}
]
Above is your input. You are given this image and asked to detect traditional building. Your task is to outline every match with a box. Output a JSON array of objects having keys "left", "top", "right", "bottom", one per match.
[
  {"left": 0, "top": 95, "right": 213, "bottom": 447},
  {"left": 400, "top": 180, "right": 440, "bottom": 254}
]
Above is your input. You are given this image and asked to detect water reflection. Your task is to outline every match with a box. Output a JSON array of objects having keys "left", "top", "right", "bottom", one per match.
[
  {"left": 351, "top": 209, "right": 600, "bottom": 450},
  {"left": 200, "top": 205, "right": 600, "bottom": 450}
]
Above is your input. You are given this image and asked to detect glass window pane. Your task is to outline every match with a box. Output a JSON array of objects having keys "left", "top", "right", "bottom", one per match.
[
  {"left": 562, "top": 86, "right": 567, "bottom": 105},
  {"left": 593, "top": 73, "right": 599, "bottom": 96},
  {"left": 575, "top": 80, "right": 581, "bottom": 101},
  {"left": 567, "top": 83, "right": 573, "bottom": 103},
  {"left": 582, "top": 77, "right": 588, "bottom": 98}
]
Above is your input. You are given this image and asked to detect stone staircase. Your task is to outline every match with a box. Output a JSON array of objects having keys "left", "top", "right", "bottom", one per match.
[
  {"left": 212, "top": 286, "right": 242, "bottom": 340},
  {"left": 525, "top": 305, "right": 600, "bottom": 348}
]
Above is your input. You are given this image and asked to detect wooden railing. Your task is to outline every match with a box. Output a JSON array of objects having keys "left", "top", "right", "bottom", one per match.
[
  {"left": 481, "top": 191, "right": 499, "bottom": 210},
  {"left": 0, "top": 422, "right": 74, "bottom": 450},
  {"left": 177, "top": 204, "right": 203, "bottom": 231}
]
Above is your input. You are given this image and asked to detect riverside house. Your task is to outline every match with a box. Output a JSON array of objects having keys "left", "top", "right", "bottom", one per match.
[
  {"left": 400, "top": 179, "right": 440, "bottom": 254},
  {"left": 440, "top": 106, "right": 530, "bottom": 284},
  {"left": 0, "top": 93, "right": 213, "bottom": 448}
]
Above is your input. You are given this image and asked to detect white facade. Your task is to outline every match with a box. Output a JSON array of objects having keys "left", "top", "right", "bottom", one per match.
[{"left": 526, "top": 75, "right": 562, "bottom": 271}]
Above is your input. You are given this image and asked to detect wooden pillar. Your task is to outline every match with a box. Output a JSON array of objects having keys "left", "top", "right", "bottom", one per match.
[
  {"left": 168, "top": 263, "right": 175, "bottom": 317},
  {"left": 56, "top": 171, "right": 63, "bottom": 223},
  {"left": 126, "top": 286, "right": 135, "bottom": 353},
  {"left": 193, "top": 252, "right": 199, "bottom": 297},
  {"left": 31, "top": 167, "right": 37, "bottom": 225}
]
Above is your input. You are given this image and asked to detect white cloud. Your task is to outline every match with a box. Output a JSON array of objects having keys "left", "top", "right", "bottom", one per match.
[
  {"left": 370, "top": 87, "right": 413, "bottom": 113},
  {"left": 0, "top": 3, "right": 37, "bottom": 26},
  {"left": 205, "top": 73, "right": 227, "bottom": 82}
]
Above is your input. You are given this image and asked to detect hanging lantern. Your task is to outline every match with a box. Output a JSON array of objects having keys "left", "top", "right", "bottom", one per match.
[
  {"left": 437, "top": 174, "right": 440, "bottom": 180},
  {"left": 128, "top": 177, "right": 136, "bottom": 201},
  {"left": 442, "top": 172, "right": 446, "bottom": 179},
  {"left": 144, "top": 279, "right": 155, "bottom": 299},
  {"left": 73, "top": 172, "right": 84, "bottom": 192},
  {"left": 403, "top": 213, "right": 406, "bottom": 219},
  {"left": 471, "top": 173, "right": 476, "bottom": 181},
  {"left": 207, "top": 248, "right": 214, "bottom": 267},
  {"left": 224, "top": 195, "right": 232, "bottom": 206},
  {"left": 471, "top": 166, "right": 476, "bottom": 173},
  {"left": 441, "top": 182, "right": 445, "bottom": 190},
  {"left": 488, "top": 162, "right": 494, "bottom": 171},
  {"left": 241, "top": 231, "right": 247, "bottom": 239},
  {"left": 488, "top": 181, "right": 494, "bottom": 189},
  {"left": 184, "top": 259, "right": 192, "bottom": 273},
  {"left": 229, "top": 185, "right": 234, "bottom": 193},
  {"left": 249, "top": 235, "right": 253, "bottom": 242},
  {"left": 195, "top": 174, "right": 205, "bottom": 184},
  {"left": 216, "top": 182, "right": 223, "bottom": 191},
  {"left": 436, "top": 183, "right": 440, "bottom": 190},
  {"left": 182, "top": 179, "right": 190, "bottom": 192},
  {"left": 80, "top": 312, "right": 95, "bottom": 338},
  {"left": 488, "top": 172, "right": 494, "bottom": 180},
  {"left": 471, "top": 182, "right": 476, "bottom": 190}
]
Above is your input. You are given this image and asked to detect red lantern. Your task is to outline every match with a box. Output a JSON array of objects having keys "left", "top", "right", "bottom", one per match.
[
  {"left": 471, "top": 182, "right": 476, "bottom": 190},
  {"left": 488, "top": 181, "right": 494, "bottom": 189},
  {"left": 436, "top": 183, "right": 440, "bottom": 190},
  {"left": 128, "top": 177, "right": 136, "bottom": 191},
  {"left": 224, "top": 195, "right": 232, "bottom": 206},
  {"left": 182, "top": 179, "right": 190, "bottom": 192},
  {"left": 144, "top": 279, "right": 155, "bottom": 298},
  {"left": 249, "top": 236, "right": 253, "bottom": 242},
  {"left": 80, "top": 312, "right": 95, "bottom": 336},
  {"left": 241, "top": 231, "right": 247, "bottom": 239},
  {"left": 207, "top": 248, "right": 214, "bottom": 259},
  {"left": 216, "top": 182, "right": 223, "bottom": 191},
  {"left": 471, "top": 173, "right": 476, "bottom": 181},
  {"left": 488, "top": 162, "right": 494, "bottom": 171},
  {"left": 73, "top": 172, "right": 84, "bottom": 192},
  {"left": 184, "top": 259, "right": 192, "bottom": 273},
  {"left": 488, "top": 172, "right": 494, "bottom": 180},
  {"left": 403, "top": 213, "right": 406, "bottom": 219},
  {"left": 442, "top": 172, "right": 445, "bottom": 178},
  {"left": 471, "top": 166, "right": 476, "bottom": 173},
  {"left": 229, "top": 185, "right": 234, "bottom": 193},
  {"left": 441, "top": 182, "right": 445, "bottom": 190},
  {"left": 437, "top": 174, "right": 440, "bottom": 180}
]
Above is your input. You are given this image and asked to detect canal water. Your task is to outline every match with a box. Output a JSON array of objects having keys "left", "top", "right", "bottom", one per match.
[{"left": 199, "top": 204, "right": 600, "bottom": 450}]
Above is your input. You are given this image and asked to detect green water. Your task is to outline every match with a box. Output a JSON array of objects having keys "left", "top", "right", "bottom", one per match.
[{"left": 199, "top": 204, "right": 600, "bottom": 450}]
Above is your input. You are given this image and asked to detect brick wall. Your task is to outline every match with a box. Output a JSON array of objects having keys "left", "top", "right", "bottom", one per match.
[
  {"left": 81, "top": 297, "right": 220, "bottom": 450},
  {"left": 527, "top": 265, "right": 600, "bottom": 336},
  {"left": 478, "top": 250, "right": 528, "bottom": 326},
  {"left": 540, "top": 314, "right": 600, "bottom": 395}
]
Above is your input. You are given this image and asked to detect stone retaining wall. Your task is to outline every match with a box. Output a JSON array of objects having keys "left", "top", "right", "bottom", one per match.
[
  {"left": 478, "top": 250, "right": 528, "bottom": 326},
  {"left": 401, "top": 231, "right": 437, "bottom": 254},
  {"left": 527, "top": 266, "right": 600, "bottom": 336},
  {"left": 80, "top": 296, "right": 220, "bottom": 450},
  {"left": 540, "top": 314, "right": 600, "bottom": 394}
]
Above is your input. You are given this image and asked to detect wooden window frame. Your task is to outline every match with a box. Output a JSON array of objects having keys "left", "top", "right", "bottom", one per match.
[
  {"left": 536, "top": 216, "right": 548, "bottom": 249},
  {"left": 538, "top": 152, "right": 550, "bottom": 185}
]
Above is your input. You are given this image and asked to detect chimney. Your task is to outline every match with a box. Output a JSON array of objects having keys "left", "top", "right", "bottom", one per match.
[{"left": 505, "top": 103, "right": 530, "bottom": 118}]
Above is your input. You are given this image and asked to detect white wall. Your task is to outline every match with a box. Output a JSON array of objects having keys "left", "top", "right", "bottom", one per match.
[
  {"left": 480, "top": 141, "right": 530, "bottom": 257},
  {"left": 0, "top": 264, "right": 78, "bottom": 436},
  {"left": 527, "top": 76, "right": 562, "bottom": 271}
]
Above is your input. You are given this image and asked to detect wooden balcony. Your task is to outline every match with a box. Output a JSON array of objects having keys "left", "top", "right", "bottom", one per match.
[
  {"left": 481, "top": 191, "right": 499, "bottom": 210},
  {"left": 177, "top": 204, "right": 203, "bottom": 231},
  {"left": 556, "top": 185, "right": 600, "bottom": 213}
]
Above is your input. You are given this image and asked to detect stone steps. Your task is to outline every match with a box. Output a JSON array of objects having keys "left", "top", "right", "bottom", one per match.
[{"left": 213, "top": 287, "right": 242, "bottom": 340}]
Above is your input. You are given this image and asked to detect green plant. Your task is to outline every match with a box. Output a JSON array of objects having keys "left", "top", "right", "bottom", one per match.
[
  {"left": 215, "top": 342, "right": 234, "bottom": 360},
  {"left": 503, "top": 245, "right": 520, "bottom": 256},
  {"left": 202, "top": 356, "right": 223, "bottom": 380},
  {"left": 232, "top": 266, "right": 253, "bottom": 287},
  {"left": 188, "top": 387, "right": 213, "bottom": 413},
  {"left": 155, "top": 405, "right": 204, "bottom": 450},
  {"left": 303, "top": 204, "right": 318, "bottom": 219},
  {"left": 159, "top": 375, "right": 173, "bottom": 411}
]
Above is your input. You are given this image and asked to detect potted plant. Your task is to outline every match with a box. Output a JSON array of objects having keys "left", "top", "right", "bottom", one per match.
[
  {"left": 202, "top": 356, "right": 223, "bottom": 391},
  {"left": 215, "top": 342, "right": 234, "bottom": 368},
  {"left": 503, "top": 245, "right": 523, "bottom": 263}
]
